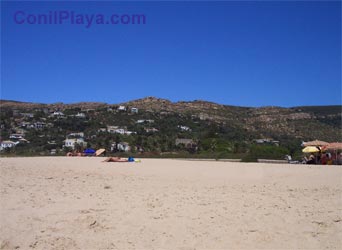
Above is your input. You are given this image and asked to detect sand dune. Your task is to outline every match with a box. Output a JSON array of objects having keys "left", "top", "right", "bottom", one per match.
[{"left": 0, "top": 157, "right": 341, "bottom": 249}]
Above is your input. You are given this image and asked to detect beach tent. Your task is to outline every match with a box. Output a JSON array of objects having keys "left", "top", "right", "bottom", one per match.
[
  {"left": 322, "top": 142, "right": 342, "bottom": 151},
  {"left": 302, "top": 146, "right": 321, "bottom": 153},
  {"left": 302, "top": 140, "right": 329, "bottom": 147},
  {"left": 84, "top": 148, "right": 96, "bottom": 156},
  {"left": 96, "top": 148, "right": 106, "bottom": 156}
]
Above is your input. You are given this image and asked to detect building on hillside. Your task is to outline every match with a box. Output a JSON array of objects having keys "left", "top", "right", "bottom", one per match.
[
  {"left": 107, "top": 126, "right": 119, "bottom": 133},
  {"left": 107, "top": 126, "right": 134, "bottom": 135},
  {"left": 34, "top": 122, "right": 46, "bottom": 129},
  {"left": 52, "top": 111, "right": 64, "bottom": 117},
  {"left": 111, "top": 142, "right": 131, "bottom": 152},
  {"left": 254, "top": 138, "right": 279, "bottom": 146},
  {"left": 144, "top": 128, "right": 159, "bottom": 133},
  {"left": 117, "top": 106, "right": 126, "bottom": 111},
  {"left": 67, "top": 132, "right": 84, "bottom": 138},
  {"left": 175, "top": 138, "right": 196, "bottom": 148},
  {"left": 113, "top": 128, "right": 125, "bottom": 134},
  {"left": 75, "top": 113, "right": 86, "bottom": 118},
  {"left": 136, "top": 119, "right": 154, "bottom": 124},
  {"left": 131, "top": 107, "right": 139, "bottom": 114},
  {"left": 0, "top": 140, "right": 18, "bottom": 150},
  {"left": 199, "top": 113, "right": 209, "bottom": 120},
  {"left": 64, "top": 138, "right": 87, "bottom": 149},
  {"left": 9, "top": 133, "right": 24, "bottom": 140},
  {"left": 98, "top": 128, "right": 107, "bottom": 133},
  {"left": 177, "top": 125, "right": 192, "bottom": 132}
]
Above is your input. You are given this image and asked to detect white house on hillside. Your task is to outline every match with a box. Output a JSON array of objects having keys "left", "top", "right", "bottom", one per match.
[
  {"left": 75, "top": 113, "right": 86, "bottom": 118},
  {"left": 107, "top": 126, "right": 119, "bottom": 133},
  {"left": 117, "top": 106, "right": 126, "bottom": 111},
  {"left": 114, "top": 128, "right": 126, "bottom": 134},
  {"left": 9, "top": 133, "right": 24, "bottom": 139},
  {"left": 178, "top": 125, "right": 192, "bottom": 132},
  {"left": 0, "top": 140, "right": 18, "bottom": 151},
  {"left": 131, "top": 107, "right": 138, "bottom": 113},
  {"left": 68, "top": 132, "right": 84, "bottom": 138},
  {"left": 144, "top": 128, "right": 159, "bottom": 133},
  {"left": 52, "top": 111, "right": 65, "bottom": 117},
  {"left": 64, "top": 138, "right": 87, "bottom": 149},
  {"left": 111, "top": 142, "right": 130, "bottom": 152},
  {"left": 107, "top": 126, "right": 135, "bottom": 135},
  {"left": 136, "top": 119, "right": 154, "bottom": 124}
]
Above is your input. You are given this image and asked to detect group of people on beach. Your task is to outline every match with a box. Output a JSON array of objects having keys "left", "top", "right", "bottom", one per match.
[{"left": 303, "top": 152, "right": 341, "bottom": 165}]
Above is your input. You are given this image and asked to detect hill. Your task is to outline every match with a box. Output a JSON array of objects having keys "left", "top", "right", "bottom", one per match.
[{"left": 0, "top": 97, "right": 341, "bottom": 158}]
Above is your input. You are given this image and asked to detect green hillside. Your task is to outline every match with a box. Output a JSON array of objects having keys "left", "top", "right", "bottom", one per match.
[{"left": 1, "top": 98, "right": 341, "bottom": 160}]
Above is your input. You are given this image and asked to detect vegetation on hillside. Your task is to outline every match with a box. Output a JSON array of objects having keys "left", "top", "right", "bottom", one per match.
[{"left": 0, "top": 98, "right": 341, "bottom": 161}]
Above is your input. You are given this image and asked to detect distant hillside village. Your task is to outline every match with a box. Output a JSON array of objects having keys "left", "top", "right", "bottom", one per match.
[
  {"left": 0, "top": 98, "right": 341, "bottom": 160},
  {"left": 3, "top": 105, "right": 141, "bottom": 152},
  {"left": 1, "top": 104, "right": 196, "bottom": 155}
]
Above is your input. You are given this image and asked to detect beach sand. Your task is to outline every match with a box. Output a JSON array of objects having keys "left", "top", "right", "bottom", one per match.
[{"left": 0, "top": 157, "right": 341, "bottom": 249}]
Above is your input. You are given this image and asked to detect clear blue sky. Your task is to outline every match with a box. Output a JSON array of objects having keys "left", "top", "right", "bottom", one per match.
[{"left": 1, "top": 1, "right": 341, "bottom": 107}]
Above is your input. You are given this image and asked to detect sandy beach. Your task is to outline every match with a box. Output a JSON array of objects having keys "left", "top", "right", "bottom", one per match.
[{"left": 0, "top": 157, "right": 341, "bottom": 249}]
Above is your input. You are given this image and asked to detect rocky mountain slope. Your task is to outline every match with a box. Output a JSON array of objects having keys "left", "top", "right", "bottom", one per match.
[
  {"left": 120, "top": 97, "right": 341, "bottom": 141},
  {"left": 1, "top": 97, "right": 341, "bottom": 142}
]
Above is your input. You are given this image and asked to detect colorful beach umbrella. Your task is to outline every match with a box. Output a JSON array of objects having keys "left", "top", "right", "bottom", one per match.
[
  {"left": 96, "top": 148, "right": 106, "bottom": 156},
  {"left": 302, "top": 140, "right": 329, "bottom": 147},
  {"left": 302, "top": 146, "right": 321, "bottom": 153}
]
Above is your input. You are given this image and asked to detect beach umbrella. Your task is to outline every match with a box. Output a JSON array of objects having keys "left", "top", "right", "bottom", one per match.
[
  {"left": 322, "top": 142, "right": 342, "bottom": 151},
  {"left": 302, "top": 146, "right": 321, "bottom": 153},
  {"left": 84, "top": 148, "right": 96, "bottom": 155},
  {"left": 95, "top": 148, "right": 106, "bottom": 156},
  {"left": 302, "top": 140, "right": 329, "bottom": 147}
]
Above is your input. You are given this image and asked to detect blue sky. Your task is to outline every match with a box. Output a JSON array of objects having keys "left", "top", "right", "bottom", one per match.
[{"left": 1, "top": 1, "right": 341, "bottom": 107}]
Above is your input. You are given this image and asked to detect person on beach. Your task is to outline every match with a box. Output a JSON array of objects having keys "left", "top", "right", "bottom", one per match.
[
  {"left": 306, "top": 154, "right": 315, "bottom": 164},
  {"left": 103, "top": 157, "right": 128, "bottom": 162},
  {"left": 320, "top": 154, "right": 327, "bottom": 165}
]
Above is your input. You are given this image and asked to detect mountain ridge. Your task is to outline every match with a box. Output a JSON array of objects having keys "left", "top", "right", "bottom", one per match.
[{"left": 1, "top": 97, "right": 340, "bottom": 109}]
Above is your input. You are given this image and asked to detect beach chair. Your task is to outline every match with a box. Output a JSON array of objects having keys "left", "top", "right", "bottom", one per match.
[{"left": 285, "top": 155, "right": 300, "bottom": 164}]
